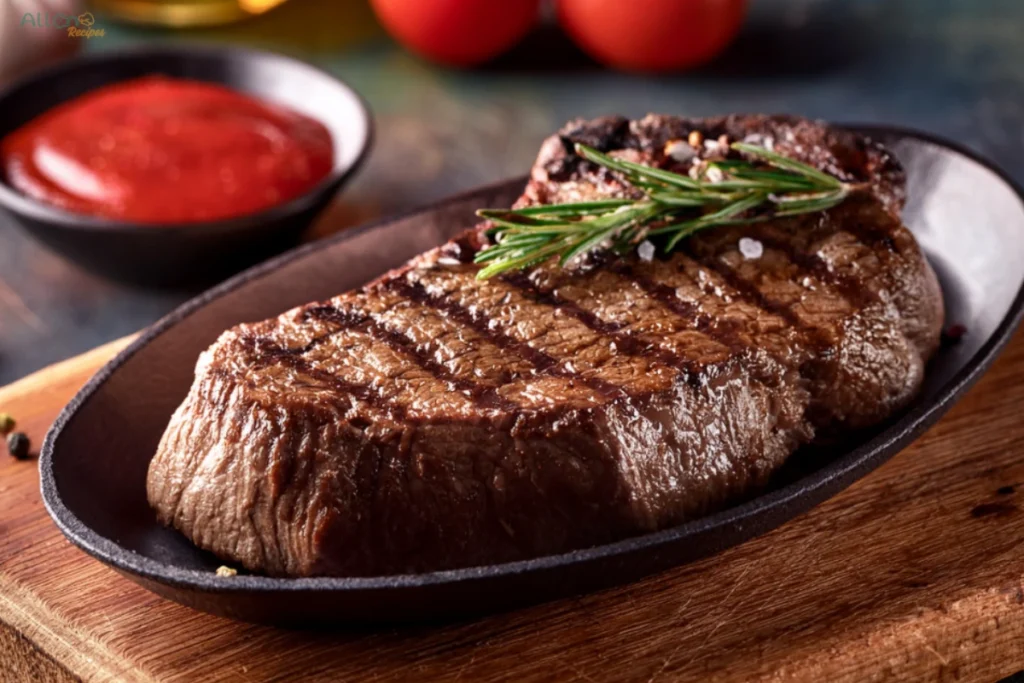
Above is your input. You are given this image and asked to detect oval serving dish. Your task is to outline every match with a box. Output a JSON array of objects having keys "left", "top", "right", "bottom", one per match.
[
  {"left": 40, "top": 127, "right": 1024, "bottom": 625},
  {"left": 0, "top": 44, "right": 372, "bottom": 285}
]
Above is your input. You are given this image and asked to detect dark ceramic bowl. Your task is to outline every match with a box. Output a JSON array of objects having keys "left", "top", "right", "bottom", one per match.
[
  {"left": 40, "top": 127, "right": 1024, "bottom": 626},
  {"left": 0, "top": 45, "right": 372, "bottom": 285}
]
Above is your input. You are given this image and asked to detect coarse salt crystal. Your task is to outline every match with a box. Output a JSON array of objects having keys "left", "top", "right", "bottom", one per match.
[
  {"left": 738, "top": 237, "right": 763, "bottom": 260},
  {"left": 638, "top": 240, "right": 655, "bottom": 262},
  {"left": 742, "top": 133, "right": 775, "bottom": 151},
  {"left": 665, "top": 140, "right": 697, "bottom": 162},
  {"left": 706, "top": 167, "right": 724, "bottom": 183}
]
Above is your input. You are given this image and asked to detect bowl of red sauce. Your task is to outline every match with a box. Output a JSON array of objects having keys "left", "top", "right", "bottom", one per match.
[{"left": 0, "top": 45, "right": 372, "bottom": 285}]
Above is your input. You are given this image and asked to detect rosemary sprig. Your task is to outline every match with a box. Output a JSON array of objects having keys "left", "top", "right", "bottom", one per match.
[{"left": 474, "top": 141, "right": 860, "bottom": 280}]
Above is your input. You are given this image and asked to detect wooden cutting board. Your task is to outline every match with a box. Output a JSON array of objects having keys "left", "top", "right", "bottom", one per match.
[{"left": 2, "top": 331, "right": 1024, "bottom": 683}]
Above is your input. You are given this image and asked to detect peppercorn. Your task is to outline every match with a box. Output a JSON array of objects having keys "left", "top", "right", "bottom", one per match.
[
  {"left": 0, "top": 413, "right": 14, "bottom": 435},
  {"left": 6, "top": 432, "right": 30, "bottom": 461}
]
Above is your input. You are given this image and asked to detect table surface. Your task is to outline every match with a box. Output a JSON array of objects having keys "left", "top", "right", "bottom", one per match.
[{"left": 1, "top": 0, "right": 1023, "bottom": 386}]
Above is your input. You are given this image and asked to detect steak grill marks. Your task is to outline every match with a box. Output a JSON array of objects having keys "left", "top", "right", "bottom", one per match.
[
  {"left": 500, "top": 271, "right": 707, "bottom": 387},
  {"left": 385, "top": 277, "right": 626, "bottom": 400},
  {"left": 240, "top": 335, "right": 403, "bottom": 417},
  {"left": 239, "top": 164, "right": 894, "bottom": 420},
  {"left": 492, "top": 219, "right": 886, "bottom": 390},
  {"left": 302, "top": 304, "right": 521, "bottom": 413},
  {"left": 687, "top": 247, "right": 848, "bottom": 362},
  {"left": 606, "top": 259, "right": 782, "bottom": 365},
  {"left": 506, "top": 240, "right": 872, "bottom": 389},
  {"left": 751, "top": 232, "right": 877, "bottom": 309},
  {"left": 240, "top": 305, "right": 520, "bottom": 420},
  {"left": 240, "top": 223, "right": 883, "bottom": 419}
]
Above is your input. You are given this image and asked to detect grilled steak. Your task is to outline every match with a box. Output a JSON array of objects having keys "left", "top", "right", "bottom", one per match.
[{"left": 147, "top": 114, "right": 944, "bottom": 577}]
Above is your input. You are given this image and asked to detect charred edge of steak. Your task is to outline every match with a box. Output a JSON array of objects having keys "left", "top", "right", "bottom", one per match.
[{"left": 524, "top": 113, "right": 906, "bottom": 214}]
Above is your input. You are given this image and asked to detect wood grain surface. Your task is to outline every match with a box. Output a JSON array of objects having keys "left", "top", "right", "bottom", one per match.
[{"left": 1, "top": 339, "right": 1024, "bottom": 683}]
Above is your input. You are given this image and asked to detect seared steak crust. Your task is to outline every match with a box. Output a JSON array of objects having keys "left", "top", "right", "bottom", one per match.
[{"left": 148, "top": 115, "right": 943, "bottom": 577}]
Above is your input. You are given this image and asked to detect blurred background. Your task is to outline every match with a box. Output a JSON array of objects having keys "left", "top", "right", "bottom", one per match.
[{"left": 1, "top": 0, "right": 1022, "bottom": 384}]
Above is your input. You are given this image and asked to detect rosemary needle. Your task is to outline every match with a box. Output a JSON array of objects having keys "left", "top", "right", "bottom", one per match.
[{"left": 474, "top": 141, "right": 859, "bottom": 280}]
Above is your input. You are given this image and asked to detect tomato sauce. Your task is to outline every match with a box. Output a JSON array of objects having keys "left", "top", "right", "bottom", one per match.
[{"left": 0, "top": 76, "right": 334, "bottom": 223}]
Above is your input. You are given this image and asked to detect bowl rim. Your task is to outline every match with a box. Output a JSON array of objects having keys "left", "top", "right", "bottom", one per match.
[
  {"left": 0, "top": 42, "right": 374, "bottom": 233},
  {"left": 39, "top": 124, "right": 1024, "bottom": 594}
]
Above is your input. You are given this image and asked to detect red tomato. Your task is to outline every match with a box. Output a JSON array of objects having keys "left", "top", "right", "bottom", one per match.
[
  {"left": 557, "top": 0, "right": 747, "bottom": 72},
  {"left": 370, "top": 0, "right": 541, "bottom": 67}
]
